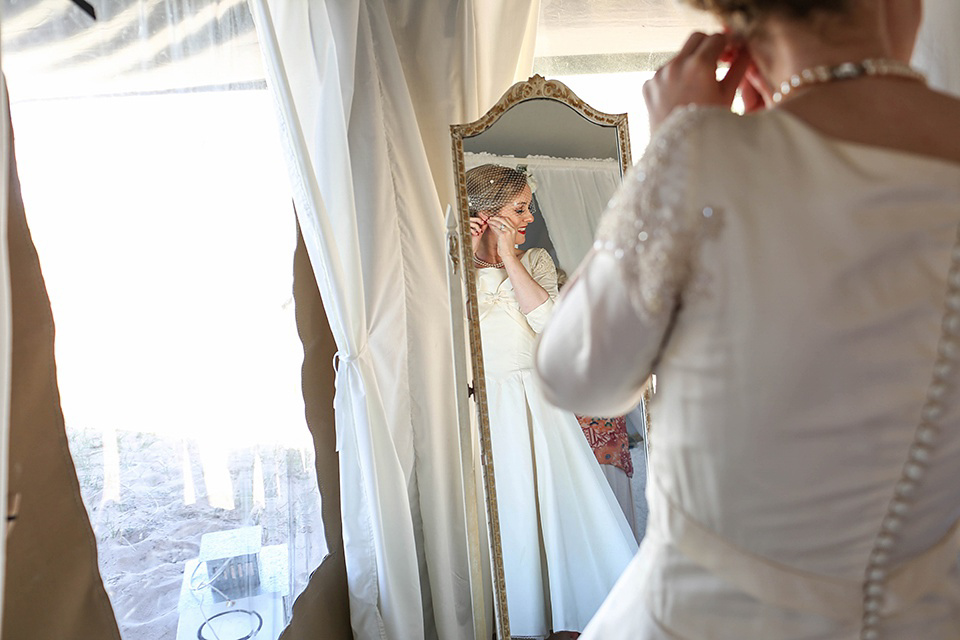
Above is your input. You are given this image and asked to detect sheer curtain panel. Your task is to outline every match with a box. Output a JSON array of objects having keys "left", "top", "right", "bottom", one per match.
[
  {"left": 249, "top": 1, "right": 538, "bottom": 638},
  {"left": 913, "top": 0, "right": 960, "bottom": 97},
  {"left": 2, "top": 3, "right": 326, "bottom": 639}
]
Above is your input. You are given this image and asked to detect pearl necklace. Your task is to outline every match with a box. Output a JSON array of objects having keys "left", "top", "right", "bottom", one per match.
[
  {"left": 772, "top": 58, "right": 926, "bottom": 104},
  {"left": 473, "top": 255, "right": 504, "bottom": 269}
]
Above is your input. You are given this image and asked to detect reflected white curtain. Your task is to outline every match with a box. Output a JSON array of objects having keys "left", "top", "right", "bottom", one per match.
[
  {"left": 465, "top": 152, "right": 620, "bottom": 275},
  {"left": 522, "top": 157, "right": 619, "bottom": 274},
  {"left": 913, "top": 0, "right": 960, "bottom": 97},
  {"left": 248, "top": 2, "right": 538, "bottom": 638}
]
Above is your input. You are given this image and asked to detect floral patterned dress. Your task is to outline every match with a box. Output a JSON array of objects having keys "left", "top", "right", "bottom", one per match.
[{"left": 575, "top": 416, "right": 633, "bottom": 477}]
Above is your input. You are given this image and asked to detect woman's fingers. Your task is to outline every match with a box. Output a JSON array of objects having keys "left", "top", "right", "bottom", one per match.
[
  {"left": 645, "top": 31, "right": 752, "bottom": 133},
  {"left": 692, "top": 32, "right": 727, "bottom": 63},
  {"left": 742, "top": 65, "right": 773, "bottom": 112},
  {"left": 677, "top": 31, "right": 709, "bottom": 58},
  {"left": 488, "top": 215, "right": 514, "bottom": 234},
  {"left": 740, "top": 78, "right": 765, "bottom": 114},
  {"left": 719, "top": 46, "right": 751, "bottom": 102}
]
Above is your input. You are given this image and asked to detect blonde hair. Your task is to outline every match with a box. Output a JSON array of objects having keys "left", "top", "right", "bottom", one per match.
[
  {"left": 465, "top": 164, "right": 529, "bottom": 217},
  {"left": 683, "top": 0, "right": 849, "bottom": 33}
]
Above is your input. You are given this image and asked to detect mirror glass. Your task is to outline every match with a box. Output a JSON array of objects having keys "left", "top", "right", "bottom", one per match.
[
  {"left": 452, "top": 76, "right": 648, "bottom": 640},
  {"left": 463, "top": 98, "right": 621, "bottom": 278}
]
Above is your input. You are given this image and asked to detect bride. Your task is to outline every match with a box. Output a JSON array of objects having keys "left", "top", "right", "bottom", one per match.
[
  {"left": 467, "top": 163, "right": 636, "bottom": 639},
  {"left": 536, "top": 1, "right": 960, "bottom": 638}
]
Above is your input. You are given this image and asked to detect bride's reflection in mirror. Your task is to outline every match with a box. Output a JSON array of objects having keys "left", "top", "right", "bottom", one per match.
[{"left": 466, "top": 163, "right": 637, "bottom": 639}]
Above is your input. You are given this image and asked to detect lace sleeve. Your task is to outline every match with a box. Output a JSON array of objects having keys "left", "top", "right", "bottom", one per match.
[
  {"left": 594, "top": 106, "right": 721, "bottom": 322},
  {"left": 535, "top": 107, "right": 723, "bottom": 417},
  {"left": 527, "top": 248, "right": 560, "bottom": 299},
  {"left": 524, "top": 248, "right": 559, "bottom": 333}
]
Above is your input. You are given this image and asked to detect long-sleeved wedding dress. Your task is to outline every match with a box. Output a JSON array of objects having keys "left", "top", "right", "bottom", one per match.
[{"left": 537, "top": 106, "right": 960, "bottom": 639}]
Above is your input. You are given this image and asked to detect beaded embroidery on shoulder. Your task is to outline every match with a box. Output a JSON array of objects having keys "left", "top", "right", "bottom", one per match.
[
  {"left": 525, "top": 247, "right": 554, "bottom": 276},
  {"left": 595, "top": 105, "right": 723, "bottom": 321}
]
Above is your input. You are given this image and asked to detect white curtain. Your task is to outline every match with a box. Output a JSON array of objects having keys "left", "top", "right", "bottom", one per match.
[
  {"left": 465, "top": 152, "right": 621, "bottom": 275},
  {"left": 913, "top": 0, "right": 960, "bottom": 97},
  {"left": 248, "top": 2, "right": 538, "bottom": 639},
  {"left": 518, "top": 157, "right": 619, "bottom": 275}
]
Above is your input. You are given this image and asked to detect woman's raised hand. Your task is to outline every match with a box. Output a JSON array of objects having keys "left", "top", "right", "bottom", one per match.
[
  {"left": 740, "top": 63, "right": 773, "bottom": 114},
  {"left": 643, "top": 32, "right": 752, "bottom": 133},
  {"left": 488, "top": 215, "right": 519, "bottom": 261}
]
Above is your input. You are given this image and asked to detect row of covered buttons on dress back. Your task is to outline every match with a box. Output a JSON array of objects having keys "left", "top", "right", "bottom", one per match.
[{"left": 859, "top": 227, "right": 960, "bottom": 639}]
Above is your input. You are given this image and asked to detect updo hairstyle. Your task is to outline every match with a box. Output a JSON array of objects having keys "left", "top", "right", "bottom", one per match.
[
  {"left": 465, "top": 164, "right": 529, "bottom": 218},
  {"left": 684, "top": 0, "right": 850, "bottom": 33}
]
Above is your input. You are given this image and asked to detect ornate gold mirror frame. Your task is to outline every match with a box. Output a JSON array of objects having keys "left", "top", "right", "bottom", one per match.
[{"left": 450, "top": 74, "right": 632, "bottom": 639}]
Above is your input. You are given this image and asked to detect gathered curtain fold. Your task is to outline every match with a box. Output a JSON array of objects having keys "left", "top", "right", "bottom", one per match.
[{"left": 248, "top": 1, "right": 538, "bottom": 638}]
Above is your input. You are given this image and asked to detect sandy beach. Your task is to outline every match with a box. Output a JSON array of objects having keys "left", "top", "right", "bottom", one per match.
[{"left": 68, "top": 427, "right": 325, "bottom": 640}]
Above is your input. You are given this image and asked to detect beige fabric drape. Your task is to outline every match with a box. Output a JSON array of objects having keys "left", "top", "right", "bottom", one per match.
[
  {"left": 2, "top": 109, "right": 120, "bottom": 640},
  {"left": 0, "top": 74, "right": 10, "bottom": 630}
]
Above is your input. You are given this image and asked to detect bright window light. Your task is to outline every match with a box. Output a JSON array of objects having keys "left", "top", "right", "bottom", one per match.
[
  {"left": 535, "top": 71, "right": 657, "bottom": 158},
  {"left": 12, "top": 88, "right": 325, "bottom": 640}
]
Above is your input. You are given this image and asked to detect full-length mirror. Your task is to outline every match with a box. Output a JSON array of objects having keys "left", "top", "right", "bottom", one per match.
[{"left": 451, "top": 75, "right": 648, "bottom": 640}]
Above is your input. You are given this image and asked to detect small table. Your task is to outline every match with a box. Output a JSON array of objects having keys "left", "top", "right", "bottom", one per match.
[{"left": 176, "top": 527, "right": 291, "bottom": 640}]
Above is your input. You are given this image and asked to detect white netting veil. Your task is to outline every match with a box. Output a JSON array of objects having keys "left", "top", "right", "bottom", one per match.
[{"left": 465, "top": 164, "right": 531, "bottom": 216}]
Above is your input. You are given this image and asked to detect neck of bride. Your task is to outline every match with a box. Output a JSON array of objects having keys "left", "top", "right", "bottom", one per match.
[{"left": 747, "top": 13, "right": 896, "bottom": 93}]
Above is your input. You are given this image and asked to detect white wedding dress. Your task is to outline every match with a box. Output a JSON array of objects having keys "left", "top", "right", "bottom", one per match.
[
  {"left": 477, "top": 248, "right": 637, "bottom": 638},
  {"left": 536, "top": 106, "right": 960, "bottom": 639}
]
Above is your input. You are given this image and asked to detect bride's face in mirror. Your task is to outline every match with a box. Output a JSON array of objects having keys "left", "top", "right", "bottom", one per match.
[
  {"left": 482, "top": 185, "right": 534, "bottom": 247},
  {"left": 468, "top": 165, "right": 535, "bottom": 256}
]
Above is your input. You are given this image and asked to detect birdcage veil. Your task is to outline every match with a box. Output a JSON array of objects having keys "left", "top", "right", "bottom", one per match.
[{"left": 465, "top": 164, "right": 532, "bottom": 217}]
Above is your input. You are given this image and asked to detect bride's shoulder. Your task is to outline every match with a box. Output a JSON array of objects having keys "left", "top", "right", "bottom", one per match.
[
  {"left": 645, "top": 105, "right": 730, "bottom": 150},
  {"left": 633, "top": 106, "right": 746, "bottom": 178},
  {"left": 521, "top": 248, "right": 556, "bottom": 271},
  {"left": 654, "top": 104, "right": 747, "bottom": 139},
  {"left": 618, "top": 107, "right": 734, "bottom": 202},
  {"left": 522, "top": 247, "right": 552, "bottom": 263}
]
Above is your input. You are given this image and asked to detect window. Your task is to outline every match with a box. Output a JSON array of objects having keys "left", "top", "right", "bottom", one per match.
[{"left": 5, "top": 3, "right": 326, "bottom": 638}]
